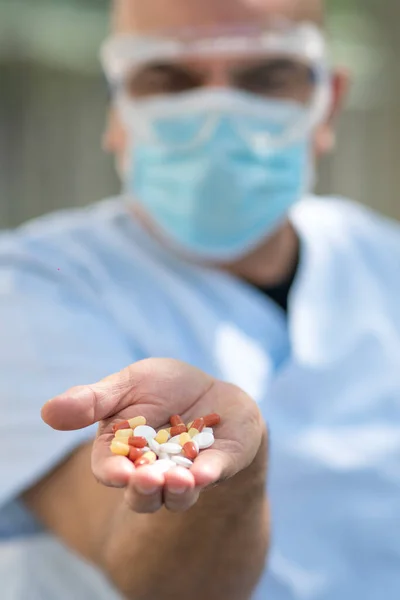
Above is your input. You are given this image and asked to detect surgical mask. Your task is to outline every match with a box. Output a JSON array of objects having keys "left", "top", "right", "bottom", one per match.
[{"left": 122, "top": 89, "right": 315, "bottom": 261}]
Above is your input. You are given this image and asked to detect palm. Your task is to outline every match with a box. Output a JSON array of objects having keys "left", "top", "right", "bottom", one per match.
[{"left": 43, "top": 359, "right": 264, "bottom": 510}]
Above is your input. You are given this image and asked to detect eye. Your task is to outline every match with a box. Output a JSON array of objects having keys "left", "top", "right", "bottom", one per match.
[
  {"left": 126, "top": 62, "right": 204, "bottom": 97},
  {"left": 233, "top": 59, "right": 315, "bottom": 101}
]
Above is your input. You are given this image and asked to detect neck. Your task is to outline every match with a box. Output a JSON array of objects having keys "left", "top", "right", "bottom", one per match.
[
  {"left": 221, "top": 221, "right": 300, "bottom": 287},
  {"left": 132, "top": 204, "right": 299, "bottom": 287}
]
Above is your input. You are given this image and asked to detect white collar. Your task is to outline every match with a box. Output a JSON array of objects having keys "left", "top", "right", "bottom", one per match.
[{"left": 288, "top": 196, "right": 400, "bottom": 366}]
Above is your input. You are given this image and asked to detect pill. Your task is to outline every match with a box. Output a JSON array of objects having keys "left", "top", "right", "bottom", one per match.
[
  {"left": 178, "top": 432, "right": 191, "bottom": 447},
  {"left": 192, "top": 432, "right": 214, "bottom": 449},
  {"left": 170, "top": 415, "right": 184, "bottom": 427},
  {"left": 115, "top": 428, "right": 134, "bottom": 439},
  {"left": 128, "top": 447, "right": 143, "bottom": 462},
  {"left": 186, "top": 421, "right": 193, "bottom": 429},
  {"left": 134, "top": 451, "right": 157, "bottom": 467},
  {"left": 148, "top": 437, "right": 161, "bottom": 455},
  {"left": 128, "top": 436, "right": 147, "bottom": 448},
  {"left": 203, "top": 413, "right": 221, "bottom": 427},
  {"left": 133, "top": 425, "right": 157, "bottom": 441},
  {"left": 203, "top": 427, "right": 214, "bottom": 434},
  {"left": 112, "top": 420, "right": 130, "bottom": 433},
  {"left": 159, "top": 452, "right": 170, "bottom": 460},
  {"left": 170, "top": 424, "right": 187, "bottom": 437},
  {"left": 150, "top": 459, "right": 177, "bottom": 474},
  {"left": 159, "top": 442, "right": 182, "bottom": 455},
  {"left": 110, "top": 440, "right": 130, "bottom": 456},
  {"left": 183, "top": 441, "right": 198, "bottom": 460},
  {"left": 171, "top": 456, "right": 193, "bottom": 469},
  {"left": 169, "top": 435, "right": 181, "bottom": 444},
  {"left": 128, "top": 416, "right": 147, "bottom": 428},
  {"left": 155, "top": 429, "right": 170, "bottom": 444},
  {"left": 188, "top": 427, "right": 200, "bottom": 438},
  {"left": 142, "top": 446, "right": 150, "bottom": 452},
  {"left": 191, "top": 418, "right": 205, "bottom": 433}
]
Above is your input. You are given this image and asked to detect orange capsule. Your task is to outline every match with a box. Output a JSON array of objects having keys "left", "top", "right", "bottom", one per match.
[
  {"left": 170, "top": 424, "right": 187, "bottom": 437},
  {"left": 170, "top": 415, "right": 184, "bottom": 427},
  {"left": 128, "top": 416, "right": 147, "bottom": 428},
  {"left": 110, "top": 440, "right": 130, "bottom": 456},
  {"left": 112, "top": 420, "right": 130, "bottom": 433},
  {"left": 128, "top": 447, "right": 143, "bottom": 462},
  {"left": 115, "top": 428, "right": 134, "bottom": 439},
  {"left": 178, "top": 432, "right": 192, "bottom": 447},
  {"left": 188, "top": 427, "right": 200, "bottom": 438},
  {"left": 134, "top": 451, "right": 157, "bottom": 468},
  {"left": 128, "top": 436, "right": 147, "bottom": 448},
  {"left": 203, "top": 413, "right": 221, "bottom": 427},
  {"left": 155, "top": 429, "right": 170, "bottom": 444},
  {"left": 191, "top": 418, "right": 205, "bottom": 433},
  {"left": 183, "top": 441, "right": 198, "bottom": 460}
]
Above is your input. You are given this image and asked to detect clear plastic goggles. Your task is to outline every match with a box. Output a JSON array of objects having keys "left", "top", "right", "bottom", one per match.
[{"left": 100, "top": 20, "right": 331, "bottom": 152}]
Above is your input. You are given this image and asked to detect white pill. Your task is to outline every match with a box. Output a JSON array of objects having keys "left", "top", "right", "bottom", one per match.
[
  {"left": 148, "top": 438, "right": 161, "bottom": 455},
  {"left": 171, "top": 456, "right": 193, "bottom": 469},
  {"left": 159, "top": 442, "right": 182, "bottom": 455},
  {"left": 203, "top": 427, "right": 214, "bottom": 435},
  {"left": 133, "top": 425, "right": 157, "bottom": 441},
  {"left": 142, "top": 446, "right": 150, "bottom": 452},
  {"left": 192, "top": 432, "right": 214, "bottom": 449},
  {"left": 159, "top": 451, "right": 170, "bottom": 460},
  {"left": 169, "top": 435, "right": 181, "bottom": 444},
  {"left": 150, "top": 459, "right": 176, "bottom": 474}
]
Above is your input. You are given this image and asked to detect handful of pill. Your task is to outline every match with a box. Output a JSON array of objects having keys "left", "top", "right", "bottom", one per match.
[{"left": 110, "top": 413, "right": 220, "bottom": 472}]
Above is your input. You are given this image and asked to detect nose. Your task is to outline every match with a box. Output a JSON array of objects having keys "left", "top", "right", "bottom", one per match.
[{"left": 203, "top": 61, "right": 231, "bottom": 89}]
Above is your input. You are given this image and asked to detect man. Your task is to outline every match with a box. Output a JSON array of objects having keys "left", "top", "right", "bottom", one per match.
[{"left": 1, "top": 0, "right": 400, "bottom": 599}]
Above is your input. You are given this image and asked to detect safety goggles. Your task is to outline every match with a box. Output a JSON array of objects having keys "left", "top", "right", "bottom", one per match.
[{"left": 100, "top": 20, "right": 331, "bottom": 151}]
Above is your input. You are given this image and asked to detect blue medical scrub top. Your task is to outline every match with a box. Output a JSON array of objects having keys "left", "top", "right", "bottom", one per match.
[{"left": 0, "top": 195, "right": 400, "bottom": 599}]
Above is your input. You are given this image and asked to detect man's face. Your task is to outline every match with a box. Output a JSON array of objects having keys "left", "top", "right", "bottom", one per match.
[{"left": 103, "top": 0, "right": 346, "bottom": 176}]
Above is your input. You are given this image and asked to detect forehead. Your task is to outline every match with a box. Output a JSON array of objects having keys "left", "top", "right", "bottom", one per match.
[{"left": 112, "top": 0, "right": 323, "bottom": 34}]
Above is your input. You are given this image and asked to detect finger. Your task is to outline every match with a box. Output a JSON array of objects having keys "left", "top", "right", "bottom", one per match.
[
  {"left": 163, "top": 468, "right": 198, "bottom": 512},
  {"left": 125, "top": 468, "right": 164, "bottom": 513},
  {"left": 91, "top": 434, "right": 135, "bottom": 487},
  {"left": 190, "top": 448, "right": 234, "bottom": 488}
]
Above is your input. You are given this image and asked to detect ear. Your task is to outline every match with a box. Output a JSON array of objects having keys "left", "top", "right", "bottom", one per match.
[{"left": 314, "top": 68, "right": 351, "bottom": 156}]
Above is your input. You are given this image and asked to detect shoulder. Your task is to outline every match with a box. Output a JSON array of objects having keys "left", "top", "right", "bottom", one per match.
[{"left": 290, "top": 195, "right": 400, "bottom": 263}]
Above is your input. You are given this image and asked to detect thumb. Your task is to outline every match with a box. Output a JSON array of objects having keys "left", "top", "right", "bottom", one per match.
[{"left": 41, "top": 367, "right": 136, "bottom": 431}]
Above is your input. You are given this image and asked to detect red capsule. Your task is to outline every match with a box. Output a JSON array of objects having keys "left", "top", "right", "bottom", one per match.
[
  {"left": 128, "top": 436, "right": 147, "bottom": 448},
  {"left": 112, "top": 420, "right": 131, "bottom": 433},
  {"left": 183, "top": 441, "right": 198, "bottom": 460},
  {"left": 128, "top": 447, "right": 143, "bottom": 462},
  {"left": 191, "top": 418, "right": 205, "bottom": 433},
  {"left": 170, "top": 415, "right": 184, "bottom": 427},
  {"left": 203, "top": 413, "right": 221, "bottom": 427},
  {"left": 170, "top": 424, "right": 187, "bottom": 437}
]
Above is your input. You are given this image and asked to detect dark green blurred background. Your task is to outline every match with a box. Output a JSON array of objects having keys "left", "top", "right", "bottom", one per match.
[{"left": 1, "top": 0, "right": 400, "bottom": 228}]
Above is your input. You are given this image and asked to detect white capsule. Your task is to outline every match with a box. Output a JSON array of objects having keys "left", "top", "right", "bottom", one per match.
[
  {"left": 203, "top": 427, "right": 214, "bottom": 435},
  {"left": 148, "top": 437, "right": 161, "bottom": 455},
  {"left": 171, "top": 456, "right": 193, "bottom": 469},
  {"left": 192, "top": 432, "right": 214, "bottom": 449},
  {"left": 159, "top": 442, "right": 182, "bottom": 455},
  {"left": 133, "top": 425, "right": 157, "bottom": 441},
  {"left": 150, "top": 459, "right": 176, "bottom": 474}
]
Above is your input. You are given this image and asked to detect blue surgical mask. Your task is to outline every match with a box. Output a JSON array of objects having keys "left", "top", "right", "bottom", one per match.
[{"left": 123, "top": 91, "right": 314, "bottom": 261}]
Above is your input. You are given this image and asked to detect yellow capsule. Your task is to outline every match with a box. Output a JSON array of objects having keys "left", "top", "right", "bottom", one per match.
[
  {"left": 179, "top": 432, "right": 192, "bottom": 447},
  {"left": 188, "top": 427, "right": 200, "bottom": 438},
  {"left": 110, "top": 440, "right": 130, "bottom": 456},
  {"left": 155, "top": 429, "right": 170, "bottom": 444},
  {"left": 128, "top": 416, "right": 146, "bottom": 428},
  {"left": 186, "top": 421, "right": 193, "bottom": 430},
  {"left": 115, "top": 428, "right": 134, "bottom": 439},
  {"left": 135, "top": 450, "right": 157, "bottom": 467}
]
